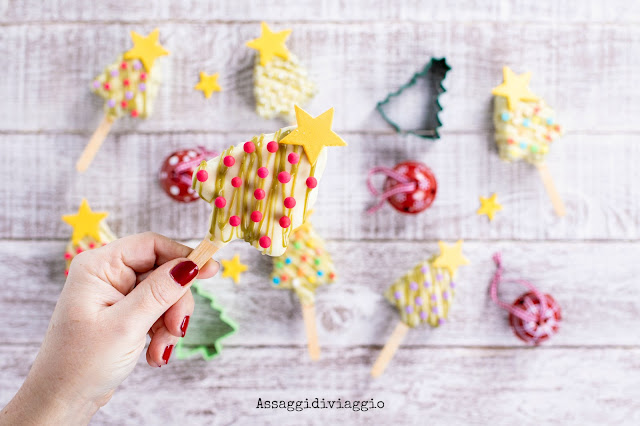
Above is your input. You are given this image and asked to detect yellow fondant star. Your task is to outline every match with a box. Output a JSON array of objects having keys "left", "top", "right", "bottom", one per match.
[
  {"left": 246, "top": 22, "right": 291, "bottom": 66},
  {"left": 62, "top": 199, "right": 108, "bottom": 245},
  {"left": 279, "top": 106, "right": 347, "bottom": 165},
  {"left": 123, "top": 29, "right": 169, "bottom": 72},
  {"left": 221, "top": 255, "right": 248, "bottom": 284},
  {"left": 491, "top": 66, "right": 539, "bottom": 111},
  {"left": 477, "top": 193, "right": 503, "bottom": 221},
  {"left": 432, "top": 240, "right": 470, "bottom": 276},
  {"left": 194, "top": 72, "right": 222, "bottom": 98}
]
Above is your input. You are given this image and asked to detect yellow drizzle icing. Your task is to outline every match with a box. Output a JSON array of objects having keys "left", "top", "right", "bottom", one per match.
[{"left": 194, "top": 128, "right": 318, "bottom": 255}]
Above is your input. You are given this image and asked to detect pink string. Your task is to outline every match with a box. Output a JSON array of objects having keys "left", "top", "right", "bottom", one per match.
[
  {"left": 173, "top": 147, "right": 218, "bottom": 186},
  {"left": 366, "top": 166, "right": 417, "bottom": 214},
  {"left": 489, "top": 252, "right": 548, "bottom": 324}
]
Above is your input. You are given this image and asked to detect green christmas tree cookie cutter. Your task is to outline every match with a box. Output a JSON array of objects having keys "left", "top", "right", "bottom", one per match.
[
  {"left": 175, "top": 281, "right": 237, "bottom": 361},
  {"left": 376, "top": 57, "right": 451, "bottom": 139}
]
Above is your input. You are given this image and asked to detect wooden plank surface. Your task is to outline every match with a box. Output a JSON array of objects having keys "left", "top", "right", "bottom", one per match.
[
  {"left": 1, "top": 132, "right": 638, "bottom": 241},
  {"left": 0, "top": 22, "right": 638, "bottom": 133},
  {"left": 1, "top": 1, "right": 639, "bottom": 424}
]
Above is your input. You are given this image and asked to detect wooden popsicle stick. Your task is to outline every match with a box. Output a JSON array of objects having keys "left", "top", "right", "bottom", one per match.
[
  {"left": 188, "top": 238, "right": 224, "bottom": 269},
  {"left": 76, "top": 115, "right": 115, "bottom": 172},
  {"left": 301, "top": 304, "right": 320, "bottom": 361},
  {"left": 371, "top": 321, "right": 409, "bottom": 378},
  {"left": 535, "top": 162, "right": 566, "bottom": 217}
]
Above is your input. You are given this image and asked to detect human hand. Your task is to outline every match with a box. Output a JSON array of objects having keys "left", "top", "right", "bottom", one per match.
[{"left": 0, "top": 232, "right": 219, "bottom": 425}]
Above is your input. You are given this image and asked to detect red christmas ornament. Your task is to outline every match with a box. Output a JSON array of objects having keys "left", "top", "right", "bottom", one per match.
[
  {"left": 159, "top": 147, "right": 218, "bottom": 203},
  {"left": 367, "top": 161, "right": 437, "bottom": 214},
  {"left": 490, "top": 253, "right": 561, "bottom": 345}
]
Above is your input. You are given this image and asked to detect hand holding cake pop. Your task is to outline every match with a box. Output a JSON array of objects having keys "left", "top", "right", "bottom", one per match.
[
  {"left": 371, "top": 241, "right": 469, "bottom": 377},
  {"left": 188, "top": 105, "right": 346, "bottom": 268},
  {"left": 492, "top": 67, "right": 565, "bottom": 216},
  {"left": 271, "top": 219, "right": 336, "bottom": 360},
  {"left": 77, "top": 29, "right": 169, "bottom": 172}
]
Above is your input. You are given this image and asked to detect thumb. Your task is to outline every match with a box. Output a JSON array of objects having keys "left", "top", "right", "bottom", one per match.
[{"left": 114, "top": 259, "right": 199, "bottom": 334}]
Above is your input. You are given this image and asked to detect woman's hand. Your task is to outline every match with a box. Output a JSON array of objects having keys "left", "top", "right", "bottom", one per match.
[{"left": 0, "top": 232, "right": 219, "bottom": 425}]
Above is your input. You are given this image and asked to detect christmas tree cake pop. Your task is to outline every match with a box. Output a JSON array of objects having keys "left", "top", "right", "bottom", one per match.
[
  {"left": 371, "top": 241, "right": 469, "bottom": 377},
  {"left": 492, "top": 67, "right": 565, "bottom": 216},
  {"left": 270, "top": 219, "right": 336, "bottom": 360},
  {"left": 247, "top": 22, "right": 316, "bottom": 122},
  {"left": 77, "top": 29, "right": 169, "bottom": 172},
  {"left": 62, "top": 199, "right": 117, "bottom": 276},
  {"left": 187, "top": 105, "right": 346, "bottom": 268}
]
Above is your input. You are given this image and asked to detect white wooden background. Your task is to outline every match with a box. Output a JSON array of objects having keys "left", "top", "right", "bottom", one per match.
[{"left": 2, "top": 1, "right": 640, "bottom": 424}]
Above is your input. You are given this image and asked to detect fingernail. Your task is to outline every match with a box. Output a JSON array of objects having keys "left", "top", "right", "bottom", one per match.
[
  {"left": 170, "top": 261, "right": 198, "bottom": 286},
  {"left": 162, "top": 345, "right": 174, "bottom": 365},
  {"left": 180, "top": 316, "right": 190, "bottom": 337}
]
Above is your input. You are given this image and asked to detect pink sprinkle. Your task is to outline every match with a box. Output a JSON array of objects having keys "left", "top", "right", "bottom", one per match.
[
  {"left": 284, "top": 197, "right": 296, "bottom": 209},
  {"left": 257, "top": 167, "right": 269, "bottom": 178},
  {"left": 89, "top": 242, "right": 96, "bottom": 249},
  {"left": 277, "top": 171, "right": 291, "bottom": 184},
  {"left": 223, "top": 156, "right": 235, "bottom": 167},
  {"left": 279, "top": 216, "right": 291, "bottom": 228},
  {"left": 251, "top": 211, "right": 263, "bottom": 222},
  {"left": 65, "top": 270, "right": 69, "bottom": 276},
  {"left": 244, "top": 141, "right": 255, "bottom": 153},
  {"left": 214, "top": 197, "right": 227, "bottom": 208},
  {"left": 306, "top": 177, "right": 317, "bottom": 188},
  {"left": 267, "top": 141, "right": 279, "bottom": 153},
  {"left": 229, "top": 216, "right": 241, "bottom": 227},
  {"left": 64, "top": 252, "right": 72, "bottom": 260},
  {"left": 231, "top": 177, "right": 242, "bottom": 187},
  {"left": 196, "top": 170, "right": 209, "bottom": 182},
  {"left": 76, "top": 248, "right": 83, "bottom": 254},
  {"left": 254, "top": 188, "right": 265, "bottom": 200},
  {"left": 288, "top": 153, "right": 299, "bottom": 164},
  {"left": 259, "top": 236, "right": 271, "bottom": 248}
]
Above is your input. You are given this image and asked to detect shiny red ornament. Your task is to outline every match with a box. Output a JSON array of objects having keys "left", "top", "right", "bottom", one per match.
[
  {"left": 383, "top": 161, "right": 437, "bottom": 214},
  {"left": 159, "top": 148, "right": 218, "bottom": 203}
]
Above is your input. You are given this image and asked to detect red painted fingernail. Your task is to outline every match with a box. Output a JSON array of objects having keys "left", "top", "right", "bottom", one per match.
[
  {"left": 180, "top": 316, "right": 190, "bottom": 337},
  {"left": 170, "top": 261, "right": 198, "bottom": 286},
  {"left": 162, "top": 345, "right": 174, "bottom": 365}
]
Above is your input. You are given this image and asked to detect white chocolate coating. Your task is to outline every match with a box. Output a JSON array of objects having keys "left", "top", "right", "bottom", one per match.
[{"left": 193, "top": 127, "right": 326, "bottom": 256}]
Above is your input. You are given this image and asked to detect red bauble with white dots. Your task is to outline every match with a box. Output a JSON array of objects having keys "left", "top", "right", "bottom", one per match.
[
  {"left": 383, "top": 161, "right": 437, "bottom": 214},
  {"left": 159, "top": 148, "right": 217, "bottom": 203},
  {"left": 509, "top": 292, "right": 561, "bottom": 345}
]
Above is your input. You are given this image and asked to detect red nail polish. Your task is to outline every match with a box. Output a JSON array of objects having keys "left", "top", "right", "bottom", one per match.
[
  {"left": 170, "top": 261, "right": 198, "bottom": 286},
  {"left": 162, "top": 345, "right": 174, "bottom": 365},
  {"left": 180, "top": 316, "right": 190, "bottom": 337}
]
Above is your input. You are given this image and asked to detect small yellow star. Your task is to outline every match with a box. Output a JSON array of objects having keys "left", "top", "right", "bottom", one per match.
[
  {"left": 432, "top": 240, "right": 470, "bottom": 276},
  {"left": 123, "top": 29, "right": 169, "bottom": 72},
  {"left": 246, "top": 22, "right": 291, "bottom": 66},
  {"left": 194, "top": 72, "right": 222, "bottom": 98},
  {"left": 62, "top": 199, "right": 108, "bottom": 245},
  {"left": 279, "top": 106, "right": 347, "bottom": 165},
  {"left": 221, "top": 255, "right": 248, "bottom": 284},
  {"left": 491, "top": 66, "right": 539, "bottom": 111},
  {"left": 477, "top": 193, "right": 503, "bottom": 221}
]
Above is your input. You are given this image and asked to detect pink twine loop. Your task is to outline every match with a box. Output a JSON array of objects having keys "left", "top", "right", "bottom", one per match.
[
  {"left": 366, "top": 166, "right": 417, "bottom": 214},
  {"left": 173, "top": 147, "right": 218, "bottom": 186}
]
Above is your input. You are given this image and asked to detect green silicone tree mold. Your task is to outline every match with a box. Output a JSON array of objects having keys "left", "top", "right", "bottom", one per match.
[
  {"left": 175, "top": 281, "right": 237, "bottom": 361},
  {"left": 376, "top": 57, "right": 451, "bottom": 139}
]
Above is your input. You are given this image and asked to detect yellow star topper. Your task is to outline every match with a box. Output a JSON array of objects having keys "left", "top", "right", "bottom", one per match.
[
  {"left": 477, "top": 193, "right": 503, "bottom": 221},
  {"left": 123, "top": 28, "right": 169, "bottom": 72},
  {"left": 221, "top": 254, "right": 248, "bottom": 284},
  {"left": 246, "top": 22, "right": 291, "bottom": 66},
  {"left": 62, "top": 199, "right": 108, "bottom": 245},
  {"left": 194, "top": 72, "right": 222, "bottom": 98},
  {"left": 491, "top": 66, "right": 539, "bottom": 111},
  {"left": 432, "top": 240, "right": 470, "bottom": 276},
  {"left": 279, "top": 106, "right": 347, "bottom": 165}
]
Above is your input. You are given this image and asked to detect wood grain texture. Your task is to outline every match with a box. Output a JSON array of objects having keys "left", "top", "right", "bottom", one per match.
[
  {"left": 1, "top": 132, "right": 638, "bottom": 241},
  {"left": 1, "top": 345, "right": 639, "bottom": 425},
  {"left": 3, "top": 240, "right": 640, "bottom": 347},
  {"left": 2, "top": 0, "right": 639, "bottom": 23},
  {"left": 0, "top": 22, "right": 638, "bottom": 133}
]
